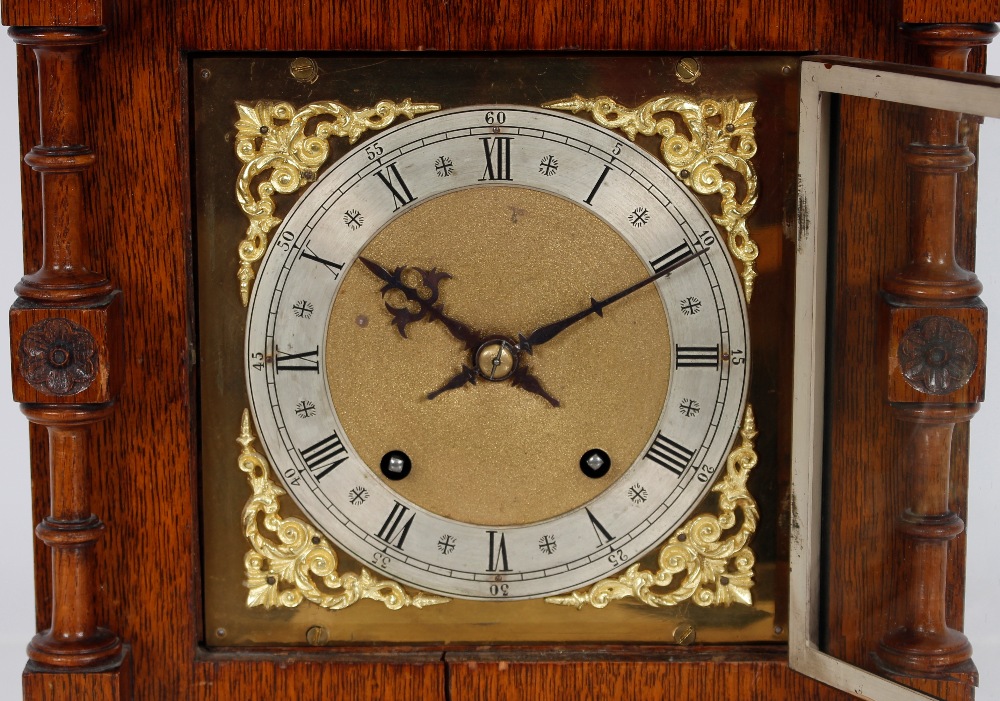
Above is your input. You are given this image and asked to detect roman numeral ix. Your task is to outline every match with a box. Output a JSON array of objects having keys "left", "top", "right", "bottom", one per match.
[{"left": 275, "top": 346, "right": 320, "bottom": 373}]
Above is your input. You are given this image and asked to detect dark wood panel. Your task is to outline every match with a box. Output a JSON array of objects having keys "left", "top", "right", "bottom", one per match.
[
  {"left": 1, "top": 0, "right": 103, "bottom": 27},
  {"left": 22, "top": 652, "right": 132, "bottom": 701},
  {"left": 194, "top": 654, "right": 445, "bottom": 700},
  {"left": 174, "top": 0, "right": 818, "bottom": 52},
  {"left": 447, "top": 655, "right": 852, "bottom": 701},
  {"left": 901, "top": 1, "right": 999, "bottom": 24}
]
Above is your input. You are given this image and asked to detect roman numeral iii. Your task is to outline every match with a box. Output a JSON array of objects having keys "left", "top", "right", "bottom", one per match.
[{"left": 675, "top": 344, "right": 720, "bottom": 369}]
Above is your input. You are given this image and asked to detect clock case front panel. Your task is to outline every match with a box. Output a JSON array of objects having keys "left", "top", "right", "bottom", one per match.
[{"left": 193, "top": 54, "right": 797, "bottom": 646}]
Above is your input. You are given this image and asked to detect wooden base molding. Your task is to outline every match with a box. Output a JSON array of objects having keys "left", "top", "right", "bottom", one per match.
[{"left": 23, "top": 648, "right": 132, "bottom": 701}]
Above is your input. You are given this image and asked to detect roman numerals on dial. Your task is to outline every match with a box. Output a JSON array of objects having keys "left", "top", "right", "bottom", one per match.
[
  {"left": 376, "top": 501, "right": 415, "bottom": 550},
  {"left": 479, "top": 137, "right": 513, "bottom": 181},
  {"left": 583, "top": 165, "right": 612, "bottom": 205},
  {"left": 300, "top": 246, "right": 345, "bottom": 278},
  {"left": 275, "top": 346, "right": 319, "bottom": 373},
  {"left": 374, "top": 162, "right": 417, "bottom": 210},
  {"left": 242, "top": 106, "right": 752, "bottom": 600},
  {"left": 675, "top": 344, "right": 720, "bottom": 369},
  {"left": 299, "top": 432, "right": 349, "bottom": 480},
  {"left": 646, "top": 433, "right": 695, "bottom": 476},
  {"left": 585, "top": 508, "right": 614, "bottom": 547},
  {"left": 649, "top": 241, "right": 693, "bottom": 274},
  {"left": 486, "top": 530, "right": 512, "bottom": 572}
]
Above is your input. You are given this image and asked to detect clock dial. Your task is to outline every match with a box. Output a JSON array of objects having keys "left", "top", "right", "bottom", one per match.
[{"left": 245, "top": 106, "right": 749, "bottom": 600}]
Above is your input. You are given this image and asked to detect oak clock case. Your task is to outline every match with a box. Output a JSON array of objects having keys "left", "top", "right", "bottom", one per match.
[{"left": 194, "top": 55, "right": 796, "bottom": 646}]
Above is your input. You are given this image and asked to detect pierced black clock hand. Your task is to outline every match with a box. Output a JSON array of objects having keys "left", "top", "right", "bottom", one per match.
[
  {"left": 360, "top": 258, "right": 561, "bottom": 407},
  {"left": 359, "top": 257, "right": 480, "bottom": 349},
  {"left": 517, "top": 247, "right": 709, "bottom": 354},
  {"left": 426, "top": 365, "right": 478, "bottom": 400}
]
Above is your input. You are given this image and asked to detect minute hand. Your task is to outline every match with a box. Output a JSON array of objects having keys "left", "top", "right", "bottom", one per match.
[{"left": 517, "top": 247, "right": 709, "bottom": 353}]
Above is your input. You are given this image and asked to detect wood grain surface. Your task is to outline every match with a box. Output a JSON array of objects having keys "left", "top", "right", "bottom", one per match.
[{"left": 2, "top": 0, "right": 998, "bottom": 698}]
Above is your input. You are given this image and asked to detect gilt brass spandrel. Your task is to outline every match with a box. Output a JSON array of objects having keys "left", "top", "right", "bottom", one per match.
[
  {"left": 545, "top": 94, "right": 760, "bottom": 301},
  {"left": 545, "top": 405, "right": 759, "bottom": 609},
  {"left": 233, "top": 98, "right": 440, "bottom": 305},
  {"left": 195, "top": 54, "right": 796, "bottom": 646},
  {"left": 237, "top": 410, "right": 449, "bottom": 611},
  {"left": 225, "top": 405, "right": 777, "bottom": 644}
]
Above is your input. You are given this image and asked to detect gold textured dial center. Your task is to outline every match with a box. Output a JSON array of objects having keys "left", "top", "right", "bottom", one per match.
[{"left": 326, "top": 186, "right": 670, "bottom": 526}]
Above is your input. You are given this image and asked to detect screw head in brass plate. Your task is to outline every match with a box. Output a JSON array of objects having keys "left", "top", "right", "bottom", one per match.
[
  {"left": 675, "top": 57, "right": 701, "bottom": 83},
  {"left": 289, "top": 57, "right": 319, "bottom": 84}
]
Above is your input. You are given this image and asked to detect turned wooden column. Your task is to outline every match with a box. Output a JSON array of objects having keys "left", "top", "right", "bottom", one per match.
[
  {"left": 8, "top": 27, "right": 123, "bottom": 670},
  {"left": 876, "top": 23, "right": 997, "bottom": 678}
]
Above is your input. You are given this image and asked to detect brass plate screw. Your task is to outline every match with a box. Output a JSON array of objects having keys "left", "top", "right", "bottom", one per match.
[
  {"left": 306, "top": 625, "right": 329, "bottom": 646},
  {"left": 290, "top": 57, "right": 319, "bottom": 84},
  {"left": 673, "top": 622, "right": 697, "bottom": 646},
  {"left": 675, "top": 58, "right": 701, "bottom": 84}
]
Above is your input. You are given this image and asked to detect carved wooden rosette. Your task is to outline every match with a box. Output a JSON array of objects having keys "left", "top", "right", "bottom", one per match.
[
  {"left": 7, "top": 25, "right": 127, "bottom": 679},
  {"left": 875, "top": 23, "right": 997, "bottom": 682}
]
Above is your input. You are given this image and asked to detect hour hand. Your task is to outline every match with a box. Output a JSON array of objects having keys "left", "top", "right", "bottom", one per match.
[
  {"left": 359, "top": 257, "right": 480, "bottom": 349},
  {"left": 426, "top": 365, "right": 478, "bottom": 400}
]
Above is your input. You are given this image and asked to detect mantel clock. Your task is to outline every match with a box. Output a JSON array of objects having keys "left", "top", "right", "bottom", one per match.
[{"left": 3, "top": 2, "right": 998, "bottom": 700}]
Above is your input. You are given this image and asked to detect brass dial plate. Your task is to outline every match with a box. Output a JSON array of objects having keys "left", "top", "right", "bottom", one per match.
[{"left": 194, "top": 53, "right": 798, "bottom": 644}]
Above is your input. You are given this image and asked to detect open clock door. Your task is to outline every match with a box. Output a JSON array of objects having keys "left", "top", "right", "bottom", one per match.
[{"left": 792, "top": 57, "right": 1000, "bottom": 700}]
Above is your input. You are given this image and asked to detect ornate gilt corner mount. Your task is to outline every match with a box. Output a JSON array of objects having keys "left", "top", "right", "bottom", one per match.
[
  {"left": 544, "top": 95, "right": 759, "bottom": 301},
  {"left": 237, "top": 410, "right": 449, "bottom": 611},
  {"left": 234, "top": 98, "right": 441, "bottom": 305},
  {"left": 545, "top": 405, "right": 759, "bottom": 610}
]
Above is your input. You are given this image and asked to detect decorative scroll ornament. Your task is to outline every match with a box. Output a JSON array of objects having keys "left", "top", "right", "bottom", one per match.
[
  {"left": 19, "top": 317, "right": 97, "bottom": 396},
  {"left": 546, "top": 405, "right": 759, "bottom": 610},
  {"left": 238, "top": 410, "right": 449, "bottom": 611},
  {"left": 234, "top": 99, "right": 441, "bottom": 305},
  {"left": 544, "top": 95, "right": 759, "bottom": 300},
  {"left": 898, "top": 315, "right": 977, "bottom": 396}
]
